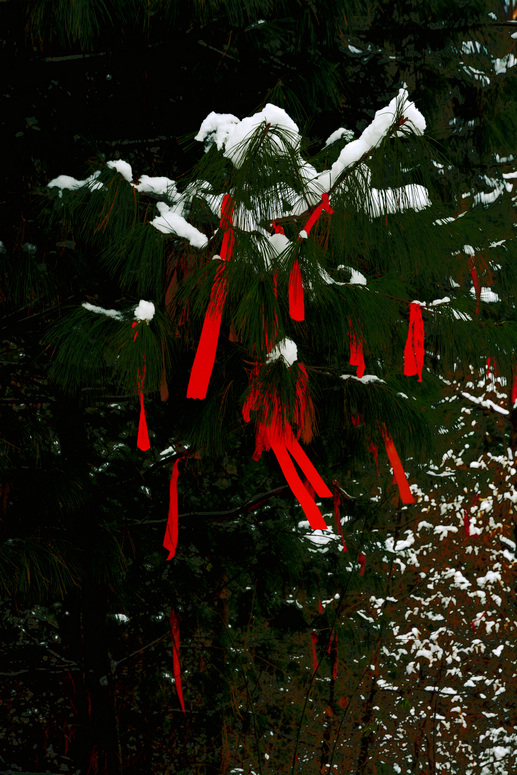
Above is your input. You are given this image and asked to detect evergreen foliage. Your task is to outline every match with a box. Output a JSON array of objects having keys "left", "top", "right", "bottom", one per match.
[{"left": 1, "top": 1, "right": 517, "bottom": 773}]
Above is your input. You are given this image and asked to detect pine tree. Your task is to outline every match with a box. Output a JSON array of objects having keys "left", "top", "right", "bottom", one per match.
[{"left": 2, "top": 1, "right": 517, "bottom": 773}]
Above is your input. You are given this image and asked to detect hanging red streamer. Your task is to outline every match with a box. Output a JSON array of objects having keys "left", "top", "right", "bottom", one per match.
[
  {"left": 358, "top": 552, "right": 366, "bottom": 576},
  {"left": 242, "top": 364, "right": 331, "bottom": 529},
  {"left": 404, "top": 302, "right": 424, "bottom": 382},
  {"left": 349, "top": 327, "right": 365, "bottom": 378},
  {"left": 169, "top": 610, "right": 185, "bottom": 713},
  {"left": 137, "top": 375, "right": 151, "bottom": 451},
  {"left": 288, "top": 258, "right": 305, "bottom": 321},
  {"left": 380, "top": 426, "right": 415, "bottom": 504},
  {"left": 512, "top": 366, "right": 517, "bottom": 407},
  {"left": 301, "top": 192, "right": 334, "bottom": 238},
  {"left": 187, "top": 195, "right": 235, "bottom": 400},
  {"left": 288, "top": 194, "right": 334, "bottom": 322},
  {"left": 163, "top": 460, "right": 180, "bottom": 560},
  {"left": 270, "top": 437, "right": 330, "bottom": 529},
  {"left": 132, "top": 323, "right": 151, "bottom": 451},
  {"left": 311, "top": 631, "right": 318, "bottom": 673}
]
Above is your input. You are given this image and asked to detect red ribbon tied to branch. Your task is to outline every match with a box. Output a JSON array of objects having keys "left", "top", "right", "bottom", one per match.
[
  {"left": 187, "top": 194, "right": 235, "bottom": 400},
  {"left": 380, "top": 425, "right": 415, "bottom": 504},
  {"left": 311, "top": 631, "right": 318, "bottom": 673},
  {"left": 132, "top": 323, "right": 151, "bottom": 451},
  {"left": 349, "top": 326, "right": 365, "bottom": 378},
  {"left": 169, "top": 609, "right": 185, "bottom": 713},
  {"left": 242, "top": 363, "right": 331, "bottom": 529},
  {"left": 289, "top": 193, "right": 334, "bottom": 322},
  {"left": 163, "top": 459, "right": 181, "bottom": 560},
  {"left": 404, "top": 302, "right": 424, "bottom": 382}
]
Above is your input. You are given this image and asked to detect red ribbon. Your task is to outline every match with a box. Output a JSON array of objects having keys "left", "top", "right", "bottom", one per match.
[
  {"left": 137, "top": 376, "right": 151, "bottom": 451},
  {"left": 358, "top": 552, "right": 366, "bottom": 576},
  {"left": 243, "top": 365, "right": 331, "bottom": 529},
  {"left": 288, "top": 194, "right": 334, "bottom": 322},
  {"left": 350, "top": 327, "right": 365, "bottom": 378},
  {"left": 288, "top": 258, "right": 305, "bottom": 321},
  {"left": 311, "top": 631, "right": 318, "bottom": 673},
  {"left": 163, "top": 460, "right": 180, "bottom": 560},
  {"left": 380, "top": 426, "right": 415, "bottom": 504},
  {"left": 269, "top": 435, "right": 330, "bottom": 529},
  {"left": 169, "top": 610, "right": 185, "bottom": 713},
  {"left": 133, "top": 323, "right": 151, "bottom": 451},
  {"left": 404, "top": 302, "right": 424, "bottom": 382},
  {"left": 301, "top": 193, "right": 334, "bottom": 238},
  {"left": 187, "top": 195, "right": 235, "bottom": 400},
  {"left": 512, "top": 366, "right": 517, "bottom": 407},
  {"left": 318, "top": 597, "right": 323, "bottom": 614}
]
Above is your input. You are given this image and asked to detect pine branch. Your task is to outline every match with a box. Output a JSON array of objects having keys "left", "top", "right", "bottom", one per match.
[{"left": 139, "top": 485, "right": 291, "bottom": 525}]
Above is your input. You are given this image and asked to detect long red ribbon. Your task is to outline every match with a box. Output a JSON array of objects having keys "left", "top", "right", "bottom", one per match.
[
  {"left": 311, "top": 631, "right": 318, "bottom": 673},
  {"left": 187, "top": 195, "right": 235, "bottom": 399},
  {"left": 133, "top": 323, "right": 151, "bottom": 451},
  {"left": 380, "top": 426, "right": 415, "bottom": 504},
  {"left": 358, "top": 552, "right": 366, "bottom": 576},
  {"left": 163, "top": 460, "right": 180, "bottom": 560},
  {"left": 169, "top": 609, "right": 185, "bottom": 713},
  {"left": 243, "top": 363, "right": 331, "bottom": 528},
  {"left": 350, "top": 327, "right": 365, "bottom": 378},
  {"left": 404, "top": 302, "right": 424, "bottom": 382},
  {"left": 137, "top": 381, "right": 151, "bottom": 451},
  {"left": 288, "top": 258, "right": 305, "bottom": 321},
  {"left": 512, "top": 366, "right": 517, "bottom": 407},
  {"left": 270, "top": 436, "right": 329, "bottom": 529},
  {"left": 288, "top": 194, "right": 334, "bottom": 322}
]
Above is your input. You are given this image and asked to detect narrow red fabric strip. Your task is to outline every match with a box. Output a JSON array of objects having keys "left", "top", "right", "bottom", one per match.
[
  {"left": 186, "top": 265, "right": 228, "bottom": 399},
  {"left": 169, "top": 610, "right": 185, "bottom": 713},
  {"left": 270, "top": 439, "right": 328, "bottom": 529},
  {"left": 404, "top": 302, "right": 424, "bottom": 382},
  {"left": 381, "top": 427, "right": 415, "bottom": 504},
  {"left": 163, "top": 460, "right": 180, "bottom": 560},
  {"left": 350, "top": 328, "right": 365, "bottom": 378},
  {"left": 137, "top": 369, "right": 151, "bottom": 451},
  {"left": 289, "top": 258, "right": 305, "bottom": 321},
  {"left": 187, "top": 195, "right": 234, "bottom": 399},
  {"left": 302, "top": 193, "right": 334, "bottom": 237},
  {"left": 311, "top": 631, "right": 318, "bottom": 673},
  {"left": 285, "top": 435, "right": 332, "bottom": 499}
]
